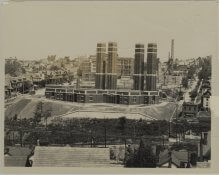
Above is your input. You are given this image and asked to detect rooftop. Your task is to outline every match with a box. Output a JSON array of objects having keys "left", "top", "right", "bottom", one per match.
[
  {"left": 32, "top": 146, "right": 111, "bottom": 167},
  {"left": 4, "top": 146, "right": 32, "bottom": 167},
  {"left": 197, "top": 111, "right": 211, "bottom": 118}
]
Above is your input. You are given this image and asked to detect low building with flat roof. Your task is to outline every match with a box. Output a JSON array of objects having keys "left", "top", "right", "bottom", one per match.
[{"left": 45, "top": 85, "right": 159, "bottom": 105}]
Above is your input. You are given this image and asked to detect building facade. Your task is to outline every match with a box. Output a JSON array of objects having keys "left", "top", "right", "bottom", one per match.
[
  {"left": 116, "top": 57, "right": 134, "bottom": 77},
  {"left": 133, "top": 44, "right": 145, "bottom": 90},
  {"left": 45, "top": 85, "right": 159, "bottom": 105},
  {"left": 182, "top": 102, "right": 199, "bottom": 118},
  {"left": 201, "top": 89, "right": 211, "bottom": 111},
  {"left": 146, "top": 43, "right": 157, "bottom": 91},
  {"left": 95, "top": 43, "right": 106, "bottom": 89},
  {"left": 106, "top": 42, "right": 118, "bottom": 89},
  {"left": 80, "top": 55, "right": 96, "bottom": 81}
]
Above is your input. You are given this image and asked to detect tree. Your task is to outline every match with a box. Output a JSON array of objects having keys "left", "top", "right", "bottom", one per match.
[
  {"left": 125, "top": 139, "right": 157, "bottom": 167},
  {"left": 47, "top": 55, "right": 56, "bottom": 62},
  {"left": 50, "top": 65, "right": 59, "bottom": 71},
  {"left": 13, "top": 114, "right": 18, "bottom": 121},
  {"left": 117, "top": 116, "right": 127, "bottom": 148},
  {"left": 77, "top": 68, "right": 82, "bottom": 77},
  {"left": 34, "top": 101, "right": 43, "bottom": 124},
  {"left": 198, "top": 56, "right": 211, "bottom": 81},
  {"left": 189, "top": 89, "right": 197, "bottom": 100},
  {"left": 187, "top": 66, "right": 196, "bottom": 80},
  {"left": 181, "top": 77, "right": 188, "bottom": 89},
  {"left": 118, "top": 116, "right": 127, "bottom": 131},
  {"left": 5, "top": 61, "right": 25, "bottom": 76},
  {"left": 20, "top": 80, "right": 33, "bottom": 93}
]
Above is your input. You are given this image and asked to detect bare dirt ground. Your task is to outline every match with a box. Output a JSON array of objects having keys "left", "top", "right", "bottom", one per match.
[{"left": 5, "top": 95, "right": 177, "bottom": 122}]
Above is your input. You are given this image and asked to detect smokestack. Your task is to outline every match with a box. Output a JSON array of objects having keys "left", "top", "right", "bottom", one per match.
[{"left": 171, "top": 39, "right": 174, "bottom": 60}]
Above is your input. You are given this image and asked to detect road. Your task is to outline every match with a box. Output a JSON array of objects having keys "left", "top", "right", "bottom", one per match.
[
  {"left": 184, "top": 76, "right": 199, "bottom": 102},
  {"left": 170, "top": 75, "right": 199, "bottom": 123},
  {"left": 34, "top": 88, "right": 45, "bottom": 96},
  {"left": 169, "top": 99, "right": 184, "bottom": 123}
]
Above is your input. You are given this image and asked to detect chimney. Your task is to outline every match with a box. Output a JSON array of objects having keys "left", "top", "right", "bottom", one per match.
[{"left": 171, "top": 39, "right": 174, "bottom": 60}]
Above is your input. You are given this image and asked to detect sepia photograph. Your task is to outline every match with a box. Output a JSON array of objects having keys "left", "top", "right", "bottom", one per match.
[{"left": 1, "top": 0, "right": 217, "bottom": 170}]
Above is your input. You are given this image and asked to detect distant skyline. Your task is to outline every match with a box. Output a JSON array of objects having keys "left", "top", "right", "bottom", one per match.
[{"left": 0, "top": 1, "right": 217, "bottom": 61}]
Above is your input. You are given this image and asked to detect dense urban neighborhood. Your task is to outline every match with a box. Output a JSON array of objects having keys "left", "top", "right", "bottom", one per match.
[{"left": 4, "top": 40, "right": 211, "bottom": 168}]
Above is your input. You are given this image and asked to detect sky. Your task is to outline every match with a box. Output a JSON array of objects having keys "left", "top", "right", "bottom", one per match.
[{"left": 0, "top": 1, "right": 217, "bottom": 61}]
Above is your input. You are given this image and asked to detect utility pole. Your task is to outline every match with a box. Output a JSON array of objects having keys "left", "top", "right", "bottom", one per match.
[
  {"left": 104, "top": 127, "right": 106, "bottom": 148},
  {"left": 89, "top": 129, "right": 92, "bottom": 148},
  {"left": 175, "top": 104, "right": 178, "bottom": 144},
  {"left": 23, "top": 79, "right": 25, "bottom": 94},
  {"left": 40, "top": 102, "right": 43, "bottom": 123},
  {"left": 133, "top": 123, "right": 135, "bottom": 140},
  {"left": 169, "top": 118, "right": 171, "bottom": 138},
  {"left": 124, "top": 136, "right": 127, "bottom": 159},
  {"left": 45, "top": 108, "right": 51, "bottom": 132},
  {"left": 19, "top": 114, "right": 23, "bottom": 147},
  {"left": 200, "top": 131, "right": 204, "bottom": 162},
  {"left": 104, "top": 117, "right": 107, "bottom": 148},
  {"left": 20, "top": 129, "right": 23, "bottom": 147},
  {"left": 159, "top": 122, "right": 162, "bottom": 146}
]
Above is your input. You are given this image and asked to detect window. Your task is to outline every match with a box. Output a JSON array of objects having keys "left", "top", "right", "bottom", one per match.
[
  {"left": 133, "top": 97, "right": 137, "bottom": 103},
  {"left": 80, "top": 95, "right": 85, "bottom": 102},
  {"left": 89, "top": 95, "right": 93, "bottom": 101}
]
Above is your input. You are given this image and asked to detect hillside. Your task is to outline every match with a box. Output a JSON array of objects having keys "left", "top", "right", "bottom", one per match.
[
  {"left": 5, "top": 98, "right": 74, "bottom": 120},
  {"left": 5, "top": 97, "right": 176, "bottom": 121}
]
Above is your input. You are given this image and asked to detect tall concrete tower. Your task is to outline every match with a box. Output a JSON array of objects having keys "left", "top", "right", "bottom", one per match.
[
  {"left": 133, "top": 44, "right": 145, "bottom": 90},
  {"left": 95, "top": 43, "right": 106, "bottom": 89},
  {"left": 106, "top": 42, "right": 117, "bottom": 89},
  {"left": 146, "top": 43, "right": 157, "bottom": 91}
]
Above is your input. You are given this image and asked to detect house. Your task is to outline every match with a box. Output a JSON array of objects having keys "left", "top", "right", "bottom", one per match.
[
  {"left": 5, "top": 75, "right": 13, "bottom": 99},
  {"left": 30, "top": 146, "right": 111, "bottom": 167},
  {"left": 197, "top": 111, "right": 211, "bottom": 123},
  {"left": 157, "top": 149, "right": 192, "bottom": 168},
  {"left": 201, "top": 80, "right": 211, "bottom": 93},
  {"left": 201, "top": 89, "right": 211, "bottom": 111},
  {"left": 198, "top": 131, "right": 211, "bottom": 162},
  {"left": 182, "top": 102, "right": 198, "bottom": 118}
]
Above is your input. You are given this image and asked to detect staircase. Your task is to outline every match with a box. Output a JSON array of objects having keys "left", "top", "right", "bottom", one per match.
[{"left": 32, "top": 146, "right": 111, "bottom": 167}]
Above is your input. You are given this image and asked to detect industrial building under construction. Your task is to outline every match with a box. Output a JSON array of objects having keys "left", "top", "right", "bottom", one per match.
[{"left": 45, "top": 42, "right": 160, "bottom": 105}]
